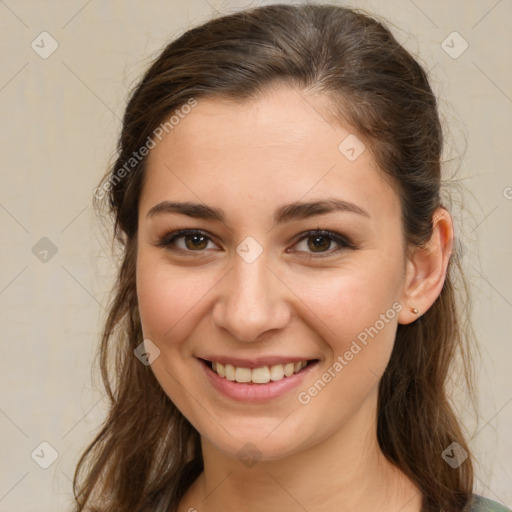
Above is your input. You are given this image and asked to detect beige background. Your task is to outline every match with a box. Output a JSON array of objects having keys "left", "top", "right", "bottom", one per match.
[{"left": 0, "top": 0, "right": 511, "bottom": 510}]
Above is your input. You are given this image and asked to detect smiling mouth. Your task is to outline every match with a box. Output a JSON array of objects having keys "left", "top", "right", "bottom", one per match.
[{"left": 201, "top": 358, "right": 318, "bottom": 384}]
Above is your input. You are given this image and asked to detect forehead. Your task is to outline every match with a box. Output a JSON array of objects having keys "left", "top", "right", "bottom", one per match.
[{"left": 141, "top": 84, "right": 400, "bottom": 223}]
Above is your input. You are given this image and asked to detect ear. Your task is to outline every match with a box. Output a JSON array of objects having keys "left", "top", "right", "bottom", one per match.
[{"left": 397, "top": 207, "right": 454, "bottom": 325}]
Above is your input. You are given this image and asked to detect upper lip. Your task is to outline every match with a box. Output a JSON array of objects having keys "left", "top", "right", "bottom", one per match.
[{"left": 198, "top": 355, "right": 318, "bottom": 369}]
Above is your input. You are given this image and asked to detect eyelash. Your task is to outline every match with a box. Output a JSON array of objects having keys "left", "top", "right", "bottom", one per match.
[{"left": 155, "top": 228, "right": 355, "bottom": 258}]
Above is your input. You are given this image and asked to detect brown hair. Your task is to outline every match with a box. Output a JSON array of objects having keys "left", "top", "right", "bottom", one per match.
[{"left": 74, "top": 4, "right": 476, "bottom": 511}]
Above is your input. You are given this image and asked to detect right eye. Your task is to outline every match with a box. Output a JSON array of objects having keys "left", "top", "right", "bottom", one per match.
[{"left": 156, "top": 229, "right": 221, "bottom": 253}]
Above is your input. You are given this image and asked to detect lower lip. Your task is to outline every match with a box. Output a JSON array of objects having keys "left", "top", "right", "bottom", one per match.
[{"left": 199, "top": 359, "right": 318, "bottom": 403}]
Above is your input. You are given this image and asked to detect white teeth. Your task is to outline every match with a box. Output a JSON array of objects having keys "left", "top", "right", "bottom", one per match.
[
  {"left": 284, "top": 362, "right": 295, "bottom": 377},
  {"left": 216, "top": 363, "right": 225, "bottom": 378},
  {"left": 234, "top": 367, "right": 252, "bottom": 383},
  {"left": 252, "top": 366, "right": 270, "bottom": 383},
  {"left": 225, "top": 364, "right": 236, "bottom": 381},
  {"left": 210, "top": 360, "right": 310, "bottom": 383},
  {"left": 269, "top": 364, "right": 284, "bottom": 381}
]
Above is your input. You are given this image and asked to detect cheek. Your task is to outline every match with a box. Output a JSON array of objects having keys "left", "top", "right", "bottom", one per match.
[
  {"left": 291, "top": 273, "right": 400, "bottom": 432},
  {"left": 135, "top": 251, "right": 209, "bottom": 421},
  {"left": 293, "top": 265, "right": 401, "bottom": 349},
  {"left": 136, "top": 251, "right": 211, "bottom": 342}
]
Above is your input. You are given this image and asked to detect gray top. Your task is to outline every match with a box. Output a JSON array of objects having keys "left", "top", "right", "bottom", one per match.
[{"left": 470, "top": 495, "right": 512, "bottom": 512}]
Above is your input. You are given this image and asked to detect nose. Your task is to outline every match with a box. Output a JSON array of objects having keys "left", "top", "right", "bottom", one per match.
[{"left": 212, "top": 251, "right": 291, "bottom": 343}]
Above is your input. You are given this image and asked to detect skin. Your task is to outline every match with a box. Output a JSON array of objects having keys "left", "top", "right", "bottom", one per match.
[{"left": 136, "top": 83, "right": 453, "bottom": 512}]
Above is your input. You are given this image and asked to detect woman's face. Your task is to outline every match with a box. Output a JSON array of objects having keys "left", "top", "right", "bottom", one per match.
[{"left": 136, "top": 84, "right": 410, "bottom": 461}]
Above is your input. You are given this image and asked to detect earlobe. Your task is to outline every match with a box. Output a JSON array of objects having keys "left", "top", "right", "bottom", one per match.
[{"left": 397, "top": 208, "right": 454, "bottom": 325}]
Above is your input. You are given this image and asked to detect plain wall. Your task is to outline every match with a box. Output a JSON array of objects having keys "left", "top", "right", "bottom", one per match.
[{"left": 0, "top": 1, "right": 511, "bottom": 510}]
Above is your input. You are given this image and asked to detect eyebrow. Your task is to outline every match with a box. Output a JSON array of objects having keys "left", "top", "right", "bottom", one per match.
[{"left": 146, "top": 198, "right": 370, "bottom": 225}]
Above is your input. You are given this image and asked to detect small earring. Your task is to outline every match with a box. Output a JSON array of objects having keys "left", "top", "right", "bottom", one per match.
[{"left": 411, "top": 307, "right": 420, "bottom": 317}]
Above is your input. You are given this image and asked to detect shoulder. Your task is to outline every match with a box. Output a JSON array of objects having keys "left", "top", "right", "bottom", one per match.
[{"left": 468, "top": 495, "right": 512, "bottom": 512}]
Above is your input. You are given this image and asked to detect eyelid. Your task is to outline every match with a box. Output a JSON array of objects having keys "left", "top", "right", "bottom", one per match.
[
  {"left": 155, "top": 229, "right": 220, "bottom": 251},
  {"left": 156, "top": 228, "right": 355, "bottom": 256},
  {"left": 288, "top": 229, "right": 355, "bottom": 257}
]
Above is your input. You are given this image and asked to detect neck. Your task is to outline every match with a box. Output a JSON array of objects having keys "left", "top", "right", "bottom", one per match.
[{"left": 179, "top": 388, "right": 422, "bottom": 512}]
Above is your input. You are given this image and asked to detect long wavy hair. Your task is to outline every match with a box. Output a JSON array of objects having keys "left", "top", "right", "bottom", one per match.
[{"left": 73, "top": 4, "right": 477, "bottom": 511}]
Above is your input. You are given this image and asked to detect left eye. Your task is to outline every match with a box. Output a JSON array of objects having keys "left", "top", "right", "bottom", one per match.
[
  {"left": 291, "top": 230, "right": 353, "bottom": 256},
  {"left": 156, "top": 229, "right": 353, "bottom": 257}
]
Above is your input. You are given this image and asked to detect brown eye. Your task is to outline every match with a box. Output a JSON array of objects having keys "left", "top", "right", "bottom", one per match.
[
  {"left": 291, "top": 230, "right": 354, "bottom": 257},
  {"left": 307, "top": 234, "right": 333, "bottom": 252},
  {"left": 183, "top": 233, "right": 209, "bottom": 250},
  {"left": 157, "top": 229, "right": 219, "bottom": 252},
  {"left": 157, "top": 228, "right": 354, "bottom": 258}
]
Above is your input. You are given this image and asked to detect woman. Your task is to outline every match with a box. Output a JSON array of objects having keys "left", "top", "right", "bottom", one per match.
[{"left": 74, "top": 4, "right": 510, "bottom": 511}]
